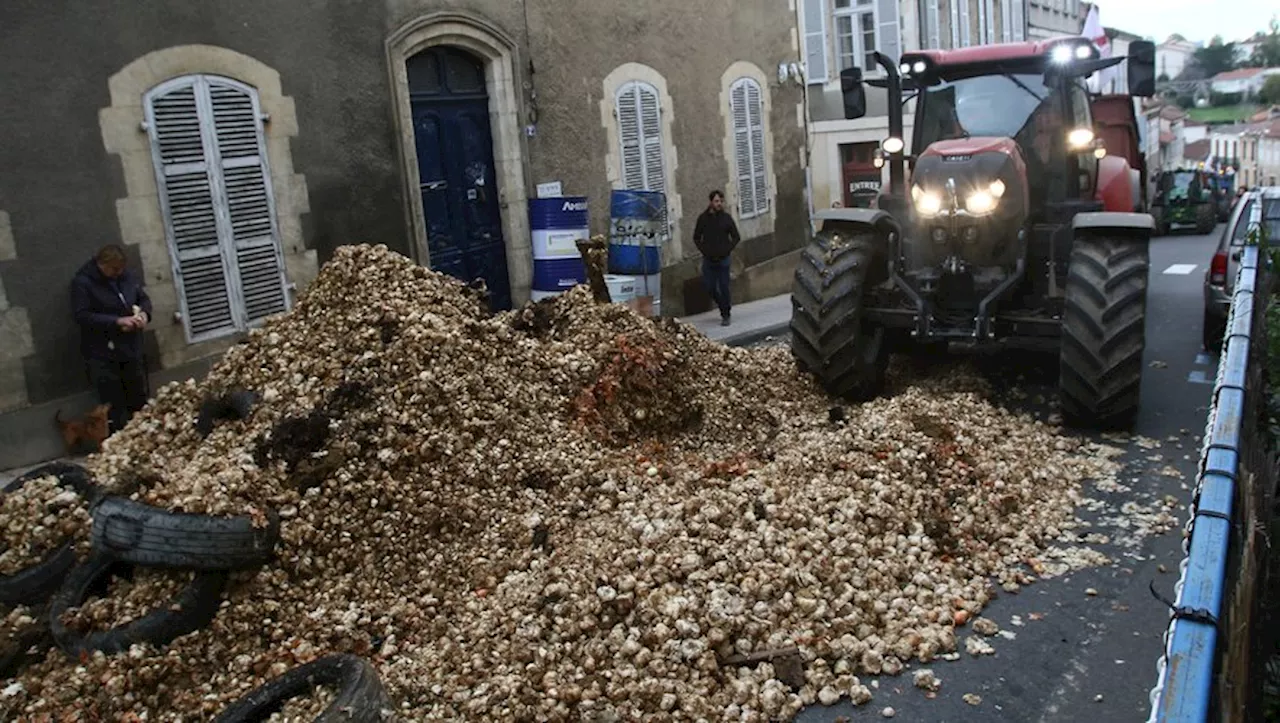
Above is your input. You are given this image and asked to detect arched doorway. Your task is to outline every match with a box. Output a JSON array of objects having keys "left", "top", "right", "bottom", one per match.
[{"left": 406, "top": 46, "right": 512, "bottom": 310}]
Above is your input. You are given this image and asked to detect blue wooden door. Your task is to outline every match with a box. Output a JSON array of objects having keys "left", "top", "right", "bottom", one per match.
[{"left": 407, "top": 47, "right": 512, "bottom": 310}]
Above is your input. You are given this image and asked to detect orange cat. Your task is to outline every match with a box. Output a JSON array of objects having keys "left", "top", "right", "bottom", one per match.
[{"left": 54, "top": 404, "right": 111, "bottom": 454}]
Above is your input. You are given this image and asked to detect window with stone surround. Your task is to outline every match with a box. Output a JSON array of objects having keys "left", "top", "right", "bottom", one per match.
[{"left": 144, "top": 74, "right": 290, "bottom": 343}]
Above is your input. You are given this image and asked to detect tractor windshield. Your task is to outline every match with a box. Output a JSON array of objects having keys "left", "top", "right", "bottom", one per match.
[
  {"left": 915, "top": 73, "right": 1056, "bottom": 149},
  {"left": 1158, "top": 172, "right": 1199, "bottom": 199}
]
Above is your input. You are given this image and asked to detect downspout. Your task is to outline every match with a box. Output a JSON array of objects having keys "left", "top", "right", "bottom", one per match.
[{"left": 796, "top": 0, "right": 817, "bottom": 235}]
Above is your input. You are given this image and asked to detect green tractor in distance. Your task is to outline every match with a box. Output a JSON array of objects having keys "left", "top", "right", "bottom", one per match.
[
  {"left": 790, "top": 35, "right": 1158, "bottom": 430},
  {"left": 1151, "top": 169, "right": 1217, "bottom": 235}
]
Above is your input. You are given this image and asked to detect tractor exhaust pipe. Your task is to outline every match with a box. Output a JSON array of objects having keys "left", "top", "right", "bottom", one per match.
[{"left": 873, "top": 51, "right": 906, "bottom": 198}]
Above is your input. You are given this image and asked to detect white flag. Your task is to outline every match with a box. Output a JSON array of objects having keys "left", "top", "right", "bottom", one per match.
[{"left": 1081, "top": 4, "right": 1115, "bottom": 93}]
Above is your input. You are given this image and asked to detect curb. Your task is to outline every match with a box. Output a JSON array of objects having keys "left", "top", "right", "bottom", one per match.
[{"left": 721, "top": 321, "right": 791, "bottom": 348}]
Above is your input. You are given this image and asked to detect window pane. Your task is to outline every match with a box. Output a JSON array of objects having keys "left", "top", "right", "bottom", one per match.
[
  {"left": 1232, "top": 201, "right": 1254, "bottom": 241},
  {"left": 405, "top": 52, "right": 441, "bottom": 94},
  {"left": 836, "top": 16, "right": 856, "bottom": 70},
  {"left": 444, "top": 51, "right": 484, "bottom": 93},
  {"left": 836, "top": 0, "right": 852, "bottom": 7},
  {"left": 861, "top": 13, "right": 876, "bottom": 70}
]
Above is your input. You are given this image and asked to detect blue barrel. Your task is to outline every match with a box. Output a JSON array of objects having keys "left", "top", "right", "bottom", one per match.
[
  {"left": 529, "top": 197, "right": 588, "bottom": 292},
  {"left": 608, "top": 190, "right": 664, "bottom": 276}
]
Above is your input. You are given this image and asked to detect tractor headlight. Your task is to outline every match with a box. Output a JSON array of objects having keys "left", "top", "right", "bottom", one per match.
[
  {"left": 989, "top": 179, "right": 1006, "bottom": 199},
  {"left": 1051, "top": 45, "right": 1074, "bottom": 64},
  {"left": 881, "top": 136, "right": 905, "bottom": 154},
  {"left": 1067, "top": 128, "right": 1095, "bottom": 150},
  {"left": 912, "top": 185, "right": 943, "bottom": 217},
  {"left": 965, "top": 189, "right": 998, "bottom": 215}
]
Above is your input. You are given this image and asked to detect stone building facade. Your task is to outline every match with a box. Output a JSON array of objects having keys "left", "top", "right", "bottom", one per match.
[{"left": 0, "top": 0, "right": 807, "bottom": 466}]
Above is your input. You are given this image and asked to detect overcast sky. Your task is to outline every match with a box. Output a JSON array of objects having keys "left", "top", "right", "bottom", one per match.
[{"left": 1092, "top": 0, "right": 1275, "bottom": 44}]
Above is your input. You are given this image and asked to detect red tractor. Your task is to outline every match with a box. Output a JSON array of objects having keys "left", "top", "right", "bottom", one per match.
[{"left": 791, "top": 36, "right": 1158, "bottom": 429}]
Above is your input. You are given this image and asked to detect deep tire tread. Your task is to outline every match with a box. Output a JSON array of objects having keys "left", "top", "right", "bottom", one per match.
[
  {"left": 1059, "top": 234, "right": 1150, "bottom": 429},
  {"left": 789, "top": 231, "right": 888, "bottom": 401}
]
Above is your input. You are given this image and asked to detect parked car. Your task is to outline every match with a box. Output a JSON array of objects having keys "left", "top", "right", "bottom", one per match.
[{"left": 1203, "top": 186, "right": 1279, "bottom": 350}]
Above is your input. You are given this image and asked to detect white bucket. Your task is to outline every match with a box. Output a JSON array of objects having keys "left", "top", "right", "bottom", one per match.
[
  {"left": 605, "top": 274, "right": 637, "bottom": 304},
  {"left": 633, "top": 272, "right": 662, "bottom": 317}
]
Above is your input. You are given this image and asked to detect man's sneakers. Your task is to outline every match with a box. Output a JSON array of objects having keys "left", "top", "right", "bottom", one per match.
[{"left": 720, "top": 313, "right": 731, "bottom": 327}]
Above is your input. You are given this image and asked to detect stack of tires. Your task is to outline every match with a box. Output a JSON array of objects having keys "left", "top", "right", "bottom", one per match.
[{"left": 1, "top": 391, "right": 398, "bottom": 721}]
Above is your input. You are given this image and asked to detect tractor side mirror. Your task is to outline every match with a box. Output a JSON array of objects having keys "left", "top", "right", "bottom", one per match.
[
  {"left": 1127, "top": 40, "right": 1156, "bottom": 97},
  {"left": 841, "top": 67, "right": 867, "bottom": 120}
]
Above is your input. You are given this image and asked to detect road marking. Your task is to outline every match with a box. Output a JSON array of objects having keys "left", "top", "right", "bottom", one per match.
[
  {"left": 1194, "top": 352, "right": 1213, "bottom": 366},
  {"left": 1187, "top": 370, "right": 1214, "bottom": 385},
  {"left": 1162, "top": 264, "right": 1198, "bottom": 275}
]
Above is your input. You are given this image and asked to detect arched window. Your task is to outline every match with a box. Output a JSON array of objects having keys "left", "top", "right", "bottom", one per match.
[
  {"left": 144, "top": 75, "right": 289, "bottom": 342},
  {"left": 615, "top": 81, "right": 667, "bottom": 194},
  {"left": 729, "top": 78, "right": 769, "bottom": 218}
]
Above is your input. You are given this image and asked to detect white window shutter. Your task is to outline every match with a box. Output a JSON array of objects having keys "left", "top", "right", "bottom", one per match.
[
  {"left": 876, "top": 0, "right": 901, "bottom": 67},
  {"left": 616, "top": 84, "right": 645, "bottom": 191},
  {"left": 747, "top": 82, "right": 768, "bottom": 217},
  {"left": 146, "top": 75, "right": 289, "bottom": 344},
  {"left": 1011, "top": 0, "right": 1025, "bottom": 40},
  {"left": 146, "top": 81, "right": 236, "bottom": 341},
  {"left": 803, "top": 0, "right": 829, "bottom": 83},
  {"left": 731, "top": 81, "right": 755, "bottom": 216},
  {"left": 207, "top": 80, "right": 289, "bottom": 325},
  {"left": 959, "top": 0, "right": 971, "bottom": 46},
  {"left": 638, "top": 85, "right": 666, "bottom": 194},
  {"left": 950, "top": 1, "right": 961, "bottom": 48},
  {"left": 927, "top": 0, "right": 941, "bottom": 48},
  {"left": 984, "top": 0, "right": 995, "bottom": 44},
  {"left": 1001, "top": 0, "right": 1012, "bottom": 42}
]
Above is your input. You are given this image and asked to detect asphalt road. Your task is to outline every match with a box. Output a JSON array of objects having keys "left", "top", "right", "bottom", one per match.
[{"left": 758, "top": 227, "right": 1227, "bottom": 722}]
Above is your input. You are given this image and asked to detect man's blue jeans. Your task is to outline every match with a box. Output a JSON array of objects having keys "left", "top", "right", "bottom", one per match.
[{"left": 702, "top": 257, "right": 731, "bottom": 317}]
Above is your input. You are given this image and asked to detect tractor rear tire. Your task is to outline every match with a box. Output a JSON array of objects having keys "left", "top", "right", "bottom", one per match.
[
  {"left": 790, "top": 230, "right": 890, "bottom": 402},
  {"left": 1059, "top": 234, "right": 1149, "bottom": 430}
]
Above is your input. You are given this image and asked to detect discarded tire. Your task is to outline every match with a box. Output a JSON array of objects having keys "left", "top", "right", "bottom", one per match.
[
  {"left": 213, "top": 654, "right": 396, "bottom": 722},
  {"left": 196, "top": 388, "right": 259, "bottom": 438},
  {"left": 91, "top": 496, "right": 279, "bottom": 572},
  {"left": 0, "top": 462, "right": 102, "bottom": 605},
  {"left": 48, "top": 553, "right": 228, "bottom": 657},
  {"left": 0, "top": 604, "right": 53, "bottom": 679},
  {"left": 2, "top": 462, "right": 98, "bottom": 497}
]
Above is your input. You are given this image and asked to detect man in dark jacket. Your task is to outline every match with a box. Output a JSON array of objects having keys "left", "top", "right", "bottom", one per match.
[
  {"left": 693, "top": 190, "right": 741, "bottom": 326},
  {"left": 71, "top": 245, "right": 153, "bottom": 434}
]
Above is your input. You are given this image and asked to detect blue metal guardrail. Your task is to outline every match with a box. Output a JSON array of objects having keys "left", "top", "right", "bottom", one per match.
[{"left": 1148, "top": 197, "right": 1268, "bottom": 722}]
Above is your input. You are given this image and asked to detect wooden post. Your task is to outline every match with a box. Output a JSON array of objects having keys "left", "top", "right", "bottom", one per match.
[{"left": 576, "top": 234, "right": 612, "bottom": 304}]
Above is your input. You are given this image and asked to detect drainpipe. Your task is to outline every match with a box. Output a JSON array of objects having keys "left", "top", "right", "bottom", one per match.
[{"left": 796, "top": 0, "right": 817, "bottom": 235}]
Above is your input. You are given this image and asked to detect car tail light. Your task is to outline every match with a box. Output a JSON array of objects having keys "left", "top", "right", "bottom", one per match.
[{"left": 1210, "top": 251, "right": 1228, "bottom": 285}]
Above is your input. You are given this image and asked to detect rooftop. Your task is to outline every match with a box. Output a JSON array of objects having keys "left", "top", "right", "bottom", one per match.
[
  {"left": 1183, "top": 139, "right": 1211, "bottom": 161},
  {"left": 1212, "top": 68, "right": 1268, "bottom": 81}
]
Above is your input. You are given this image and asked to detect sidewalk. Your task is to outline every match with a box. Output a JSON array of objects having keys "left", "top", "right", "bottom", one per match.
[{"left": 677, "top": 292, "right": 791, "bottom": 347}]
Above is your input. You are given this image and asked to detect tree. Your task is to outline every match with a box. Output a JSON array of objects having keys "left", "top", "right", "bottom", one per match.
[
  {"left": 1261, "top": 75, "right": 1280, "bottom": 106},
  {"left": 1250, "top": 17, "right": 1280, "bottom": 67},
  {"left": 1194, "top": 36, "right": 1238, "bottom": 77}
]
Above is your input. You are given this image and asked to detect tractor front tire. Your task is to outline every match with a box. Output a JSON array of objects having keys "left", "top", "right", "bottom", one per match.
[
  {"left": 790, "top": 230, "right": 890, "bottom": 402},
  {"left": 1150, "top": 207, "right": 1165, "bottom": 236},
  {"left": 1195, "top": 204, "right": 1216, "bottom": 235},
  {"left": 1059, "top": 234, "right": 1149, "bottom": 430}
]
